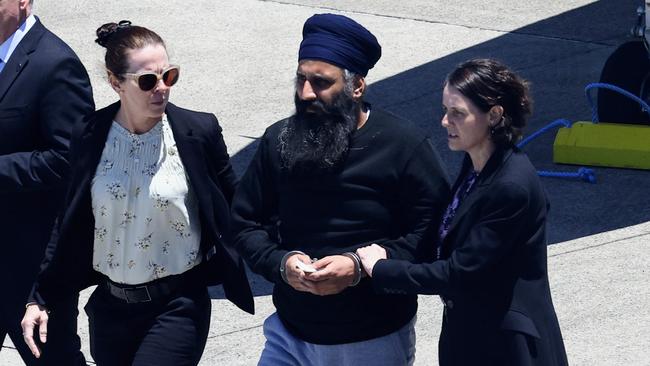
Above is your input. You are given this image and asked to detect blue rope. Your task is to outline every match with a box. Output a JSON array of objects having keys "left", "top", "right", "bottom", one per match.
[
  {"left": 516, "top": 118, "right": 597, "bottom": 183},
  {"left": 585, "top": 82, "right": 650, "bottom": 123},
  {"left": 517, "top": 118, "right": 571, "bottom": 148},
  {"left": 537, "top": 167, "right": 597, "bottom": 183},
  {"left": 517, "top": 81, "right": 649, "bottom": 183}
]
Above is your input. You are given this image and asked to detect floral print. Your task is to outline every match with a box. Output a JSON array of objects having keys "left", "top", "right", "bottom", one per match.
[
  {"left": 120, "top": 211, "right": 136, "bottom": 227},
  {"left": 99, "top": 159, "right": 114, "bottom": 175},
  {"left": 153, "top": 194, "right": 170, "bottom": 211},
  {"left": 147, "top": 261, "right": 167, "bottom": 278},
  {"left": 170, "top": 220, "right": 191, "bottom": 238},
  {"left": 106, "top": 181, "right": 126, "bottom": 200},
  {"left": 91, "top": 116, "right": 202, "bottom": 285},
  {"left": 128, "top": 134, "right": 144, "bottom": 158},
  {"left": 135, "top": 233, "right": 153, "bottom": 251},
  {"left": 95, "top": 227, "right": 107, "bottom": 241},
  {"left": 142, "top": 163, "right": 157, "bottom": 177},
  {"left": 162, "top": 240, "right": 170, "bottom": 254},
  {"left": 186, "top": 249, "right": 199, "bottom": 267},
  {"left": 106, "top": 252, "right": 119, "bottom": 269}
]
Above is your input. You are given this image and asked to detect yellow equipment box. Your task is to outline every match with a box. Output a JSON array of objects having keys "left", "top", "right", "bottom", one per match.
[{"left": 553, "top": 121, "right": 650, "bottom": 170}]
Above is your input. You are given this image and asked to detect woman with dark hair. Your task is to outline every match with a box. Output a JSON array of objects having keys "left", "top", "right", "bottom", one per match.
[
  {"left": 357, "top": 59, "right": 568, "bottom": 365},
  {"left": 21, "top": 21, "right": 253, "bottom": 365}
]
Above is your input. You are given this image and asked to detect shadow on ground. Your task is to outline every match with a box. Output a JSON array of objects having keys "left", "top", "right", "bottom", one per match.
[{"left": 211, "top": 0, "right": 650, "bottom": 298}]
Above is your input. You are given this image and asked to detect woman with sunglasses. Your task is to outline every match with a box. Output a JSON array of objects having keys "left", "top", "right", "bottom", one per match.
[
  {"left": 21, "top": 21, "right": 254, "bottom": 366},
  {"left": 357, "top": 59, "right": 568, "bottom": 365}
]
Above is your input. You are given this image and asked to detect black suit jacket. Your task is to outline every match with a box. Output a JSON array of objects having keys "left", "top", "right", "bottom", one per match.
[
  {"left": 0, "top": 18, "right": 93, "bottom": 301},
  {"left": 372, "top": 148, "right": 568, "bottom": 366},
  {"left": 30, "top": 101, "right": 254, "bottom": 314}
]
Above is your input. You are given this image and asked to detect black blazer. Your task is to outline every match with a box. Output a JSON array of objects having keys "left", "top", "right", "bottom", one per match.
[
  {"left": 372, "top": 148, "right": 568, "bottom": 366},
  {"left": 0, "top": 18, "right": 93, "bottom": 298},
  {"left": 30, "top": 101, "right": 254, "bottom": 314}
]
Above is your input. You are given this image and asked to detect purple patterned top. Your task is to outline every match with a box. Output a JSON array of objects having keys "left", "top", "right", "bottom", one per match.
[{"left": 437, "top": 170, "right": 479, "bottom": 259}]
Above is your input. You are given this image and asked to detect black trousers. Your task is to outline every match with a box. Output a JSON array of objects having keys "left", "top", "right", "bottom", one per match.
[
  {"left": 85, "top": 283, "right": 211, "bottom": 366},
  {"left": 0, "top": 293, "right": 86, "bottom": 366}
]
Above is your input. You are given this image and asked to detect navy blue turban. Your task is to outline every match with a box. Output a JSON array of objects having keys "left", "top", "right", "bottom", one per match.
[{"left": 298, "top": 13, "right": 381, "bottom": 77}]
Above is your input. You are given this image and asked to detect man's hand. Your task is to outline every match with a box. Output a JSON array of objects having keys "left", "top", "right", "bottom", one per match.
[
  {"left": 21, "top": 304, "right": 49, "bottom": 358},
  {"left": 284, "top": 253, "right": 318, "bottom": 293},
  {"left": 356, "top": 244, "right": 387, "bottom": 277},
  {"left": 304, "top": 255, "right": 356, "bottom": 296}
]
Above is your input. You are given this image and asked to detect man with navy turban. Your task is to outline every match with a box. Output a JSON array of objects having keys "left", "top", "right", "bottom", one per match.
[{"left": 233, "top": 13, "right": 450, "bottom": 365}]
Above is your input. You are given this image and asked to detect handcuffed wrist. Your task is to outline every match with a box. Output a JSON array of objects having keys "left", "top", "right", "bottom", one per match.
[
  {"left": 342, "top": 252, "right": 362, "bottom": 287},
  {"left": 280, "top": 250, "right": 306, "bottom": 284}
]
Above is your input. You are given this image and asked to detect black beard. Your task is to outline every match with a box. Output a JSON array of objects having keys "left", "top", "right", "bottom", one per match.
[{"left": 278, "top": 91, "right": 359, "bottom": 176}]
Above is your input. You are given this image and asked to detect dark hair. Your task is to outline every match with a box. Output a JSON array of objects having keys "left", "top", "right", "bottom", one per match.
[
  {"left": 95, "top": 21, "right": 165, "bottom": 81},
  {"left": 445, "top": 58, "right": 532, "bottom": 146}
]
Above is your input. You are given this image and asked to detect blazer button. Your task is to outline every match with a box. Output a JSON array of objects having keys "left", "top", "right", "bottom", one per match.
[{"left": 446, "top": 300, "right": 454, "bottom": 309}]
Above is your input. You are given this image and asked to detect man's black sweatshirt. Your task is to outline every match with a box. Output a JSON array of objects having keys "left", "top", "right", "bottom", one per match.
[{"left": 232, "top": 108, "right": 450, "bottom": 344}]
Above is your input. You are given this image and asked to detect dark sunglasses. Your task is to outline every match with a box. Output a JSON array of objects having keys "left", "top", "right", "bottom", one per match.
[{"left": 123, "top": 65, "right": 180, "bottom": 91}]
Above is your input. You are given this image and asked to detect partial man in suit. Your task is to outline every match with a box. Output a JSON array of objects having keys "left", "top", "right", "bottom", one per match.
[{"left": 0, "top": 0, "right": 93, "bottom": 364}]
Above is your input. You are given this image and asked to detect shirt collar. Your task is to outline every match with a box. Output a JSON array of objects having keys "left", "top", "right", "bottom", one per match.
[{"left": 0, "top": 14, "right": 37, "bottom": 63}]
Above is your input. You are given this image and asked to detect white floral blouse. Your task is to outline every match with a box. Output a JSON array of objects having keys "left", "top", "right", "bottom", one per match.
[{"left": 91, "top": 115, "right": 202, "bottom": 285}]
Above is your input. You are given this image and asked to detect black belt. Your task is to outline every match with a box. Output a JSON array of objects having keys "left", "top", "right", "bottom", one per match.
[{"left": 103, "top": 266, "right": 200, "bottom": 304}]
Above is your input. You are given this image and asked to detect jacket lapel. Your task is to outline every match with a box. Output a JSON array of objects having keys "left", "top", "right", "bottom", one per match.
[
  {"left": 0, "top": 19, "right": 45, "bottom": 102},
  {"left": 56, "top": 101, "right": 117, "bottom": 274},
  {"left": 165, "top": 105, "right": 244, "bottom": 264},
  {"left": 72, "top": 102, "right": 120, "bottom": 200},
  {"left": 165, "top": 104, "right": 215, "bottom": 226},
  {"left": 444, "top": 148, "right": 514, "bottom": 237}
]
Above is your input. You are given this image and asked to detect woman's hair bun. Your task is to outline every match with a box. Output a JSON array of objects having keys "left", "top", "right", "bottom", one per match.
[{"left": 95, "top": 20, "right": 132, "bottom": 47}]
